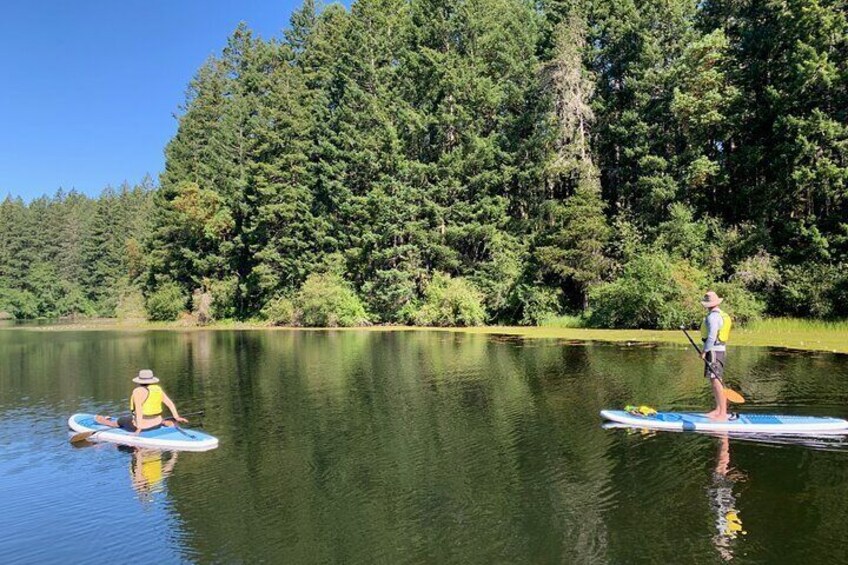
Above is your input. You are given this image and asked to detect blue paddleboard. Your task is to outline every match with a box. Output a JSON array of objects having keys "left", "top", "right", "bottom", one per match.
[
  {"left": 601, "top": 410, "right": 848, "bottom": 434},
  {"left": 68, "top": 413, "right": 219, "bottom": 451}
]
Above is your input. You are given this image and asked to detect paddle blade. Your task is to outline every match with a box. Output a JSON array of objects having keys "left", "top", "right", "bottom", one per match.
[
  {"left": 724, "top": 387, "right": 745, "bottom": 404},
  {"left": 69, "top": 431, "right": 96, "bottom": 444}
]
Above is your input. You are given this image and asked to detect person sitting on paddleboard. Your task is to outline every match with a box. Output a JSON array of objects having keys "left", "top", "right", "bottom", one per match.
[
  {"left": 94, "top": 370, "right": 188, "bottom": 434},
  {"left": 701, "top": 291, "right": 732, "bottom": 420}
]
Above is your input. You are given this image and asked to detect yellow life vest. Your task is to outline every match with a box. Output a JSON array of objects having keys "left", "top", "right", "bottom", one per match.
[
  {"left": 701, "top": 309, "right": 732, "bottom": 344},
  {"left": 130, "top": 384, "right": 163, "bottom": 417}
]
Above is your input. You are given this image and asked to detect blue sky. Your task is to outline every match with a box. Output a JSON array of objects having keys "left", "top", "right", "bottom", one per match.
[{"left": 0, "top": 1, "right": 303, "bottom": 200}]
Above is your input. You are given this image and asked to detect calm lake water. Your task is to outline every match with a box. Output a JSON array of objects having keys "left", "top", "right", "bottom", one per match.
[{"left": 1, "top": 329, "right": 848, "bottom": 564}]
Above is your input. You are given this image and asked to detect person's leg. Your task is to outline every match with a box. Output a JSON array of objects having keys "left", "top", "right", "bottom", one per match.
[
  {"left": 95, "top": 415, "right": 120, "bottom": 427},
  {"left": 704, "top": 352, "right": 718, "bottom": 417},
  {"left": 704, "top": 351, "right": 728, "bottom": 419},
  {"left": 710, "top": 378, "right": 727, "bottom": 419},
  {"left": 713, "top": 352, "right": 728, "bottom": 418}
]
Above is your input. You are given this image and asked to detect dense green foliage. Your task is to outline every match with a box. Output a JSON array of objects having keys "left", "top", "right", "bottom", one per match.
[
  {"left": 145, "top": 281, "right": 188, "bottom": 321},
  {"left": 2, "top": 0, "right": 846, "bottom": 328},
  {"left": 0, "top": 182, "right": 153, "bottom": 319},
  {"left": 295, "top": 273, "right": 370, "bottom": 327},
  {"left": 589, "top": 251, "right": 705, "bottom": 329},
  {"left": 414, "top": 273, "right": 487, "bottom": 327},
  {"left": 259, "top": 272, "right": 370, "bottom": 326},
  {"left": 262, "top": 296, "right": 297, "bottom": 326}
]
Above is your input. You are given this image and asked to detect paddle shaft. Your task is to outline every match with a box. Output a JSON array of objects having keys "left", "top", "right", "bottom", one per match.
[{"left": 680, "top": 328, "right": 720, "bottom": 377}]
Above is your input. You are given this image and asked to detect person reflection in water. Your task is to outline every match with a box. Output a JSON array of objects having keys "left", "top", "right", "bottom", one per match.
[
  {"left": 118, "top": 445, "right": 178, "bottom": 504},
  {"left": 709, "top": 435, "right": 746, "bottom": 560}
]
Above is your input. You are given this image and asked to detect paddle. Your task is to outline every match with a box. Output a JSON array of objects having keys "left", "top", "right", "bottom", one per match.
[
  {"left": 69, "top": 410, "right": 205, "bottom": 444},
  {"left": 168, "top": 422, "right": 198, "bottom": 440},
  {"left": 679, "top": 326, "right": 745, "bottom": 404}
]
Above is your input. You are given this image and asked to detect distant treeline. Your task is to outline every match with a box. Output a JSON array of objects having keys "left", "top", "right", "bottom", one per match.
[
  {"left": 0, "top": 183, "right": 152, "bottom": 319},
  {"left": 1, "top": 0, "right": 846, "bottom": 327}
]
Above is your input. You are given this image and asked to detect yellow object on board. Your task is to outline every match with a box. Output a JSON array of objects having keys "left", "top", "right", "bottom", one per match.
[{"left": 625, "top": 405, "right": 657, "bottom": 416}]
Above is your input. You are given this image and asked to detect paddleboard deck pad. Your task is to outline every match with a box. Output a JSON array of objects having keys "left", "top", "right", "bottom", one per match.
[
  {"left": 601, "top": 409, "right": 848, "bottom": 434},
  {"left": 68, "top": 413, "right": 219, "bottom": 451}
]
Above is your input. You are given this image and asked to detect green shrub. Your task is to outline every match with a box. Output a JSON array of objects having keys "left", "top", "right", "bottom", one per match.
[
  {"left": 145, "top": 282, "right": 187, "bottom": 321},
  {"left": 655, "top": 203, "right": 724, "bottom": 277},
  {"left": 831, "top": 272, "right": 848, "bottom": 318},
  {"left": 588, "top": 252, "right": 706, "bottom": 329},
  {"left": 470, "top": 233, "right": 525, "bottom": 317},
  {"left": 361, "top": 269, "right": 418, "bottom": 324},
  {"left": 512, "top": 283, "right": 561, "bottom": 325},
  {"left": 297, "top": 273, "right": 369, "bottom": 327},
  {"left": 56, "top": 285, "right": 97, "bottom": 318},
  {"left": 262, "top": 296, "right": 297, "bottom": 326},
  {"left": 655, "top": 203, "right": 709, "bottom": 261},
  {"left": 731, "top": 251, "right": 781, "bottom": 292},
  {"left": 775, "top": 262, "right": 841, "bottom": 318},
  {"left": 208, "top": 277, "right": 239, "bottom": 320},
  {"left": 414, "top": 273, "right": 487, "bottom": 327},
  {"left": 0, "top": 287, "right": 38, "bottom": 319},
  {"left": 115, "top": 286, "right": 146, "bottom": 320}
]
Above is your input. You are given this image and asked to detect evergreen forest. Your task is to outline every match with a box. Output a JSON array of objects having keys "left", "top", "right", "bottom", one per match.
[{"left": 1, "top": 0, "right": 846, "bottom": 328}]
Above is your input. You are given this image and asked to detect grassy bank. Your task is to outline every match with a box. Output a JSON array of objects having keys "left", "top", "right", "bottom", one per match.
[
  {"left": 441, "top": 318, "right": 848, "bottom": 354},
  {"left": 3, "top": 317, "right": 846, "bottom": 354}
]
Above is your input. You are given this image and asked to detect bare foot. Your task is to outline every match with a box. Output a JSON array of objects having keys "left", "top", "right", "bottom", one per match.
[
  {"left": 709, "top": 412, "right": 728, "bottom": 421},
  {"left": 704, "top": 410, "right": 719, "bottom": 418}
]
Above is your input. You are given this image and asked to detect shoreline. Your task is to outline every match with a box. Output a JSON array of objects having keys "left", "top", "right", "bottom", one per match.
[{"left": 2, "top": 318, "right": 846, "bottom": 354}]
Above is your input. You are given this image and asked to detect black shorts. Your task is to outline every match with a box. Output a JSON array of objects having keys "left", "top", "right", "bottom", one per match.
[
  {"left": 116, "top": 415, "right": 136, "bottom": 431},
  {"left": 704, "top": 350, "right": 726, "bottom": 380}
]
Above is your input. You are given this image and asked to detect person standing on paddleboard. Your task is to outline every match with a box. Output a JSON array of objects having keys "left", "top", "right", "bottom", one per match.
[
  {"left": 94, "top": 370, "right": 188, "bottom": 434},
  {"left": 701, "top": 291, "right": 732, "bottom": 420}
]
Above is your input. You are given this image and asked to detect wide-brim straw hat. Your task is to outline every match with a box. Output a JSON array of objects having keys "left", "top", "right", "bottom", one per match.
[
  {"left": 700, "top": 290, "right": 723, "bottom": 308},
  {"left": 132, "top": 369, "right": 160, "bottom": 384}
]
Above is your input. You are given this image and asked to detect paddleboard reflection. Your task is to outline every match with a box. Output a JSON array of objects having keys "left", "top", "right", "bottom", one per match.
[{"left": 117, "top": 445, "right": 179, "bottom": 504}]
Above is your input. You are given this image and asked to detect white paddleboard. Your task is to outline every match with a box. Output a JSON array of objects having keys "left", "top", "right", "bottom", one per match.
[
  {"left": 69, "top": 413, "right": 219, "bottom": 451},
  {"left": 601, "top": 409, "right": 848, "bottom": 434}
]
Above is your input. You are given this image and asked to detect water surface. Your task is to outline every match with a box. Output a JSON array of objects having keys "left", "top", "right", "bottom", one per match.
[{"left": 1, "top": 329, "right": 848, "bottom": 564}]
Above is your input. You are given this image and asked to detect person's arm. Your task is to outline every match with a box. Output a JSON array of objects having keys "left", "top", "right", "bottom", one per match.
[
  {"left": 132, "top": 389, "right": 145, "bottom": 434},
  {"left": 162, "top": 392, "right": 187, "bottom": 423},
  {"left": 163, "top": 452, "right": 179, "bottom": 476}
]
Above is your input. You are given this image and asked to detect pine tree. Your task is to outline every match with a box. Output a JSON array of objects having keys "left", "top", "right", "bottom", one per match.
[
  {"left": 249, "top": 39, "right": 319, "bottom": 308},
  {"left": 589, "top": 0, "right": 699, "bottom": 222},
  {"left": 149, "top": 53, "right": 232, "bottom": 296},
  {"left": 670, "top": 29, "right": 739, "bottom": 214},
  {"left": 535, "top": 13, "right": 612, "bottom": 311},
  {"left": 401, "top": 0, "right": 542, "bottom": 318},
  {"left": 700, "top": 0, "right": 848, "bottom": 259}
]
